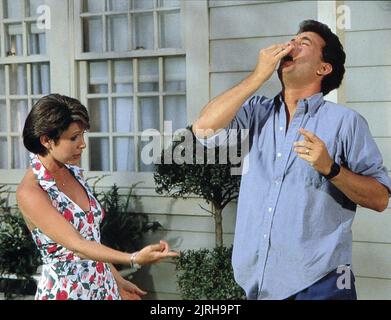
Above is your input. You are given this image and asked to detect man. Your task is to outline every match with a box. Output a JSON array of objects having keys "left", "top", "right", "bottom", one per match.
[{"left": 192, "top": 20, "right": 391, "bottom": 300}]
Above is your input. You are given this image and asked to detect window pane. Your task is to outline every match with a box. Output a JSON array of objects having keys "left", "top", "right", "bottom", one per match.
[
  {"left": 0, "top": 137, "right": 7, "bottom": 168},
  {"left": 132, "top": 13, "right": 154, "bottom": 50},
  {"left": 3, "top": 0, "right": 23, "bottom": 19},
  {"left": 159, "top": 0, "right": 180, "bottom": 8},
  {"left": 164, "top": 56, "right": 186, "bottom": 92},
  {"left": 82, "top": 0, "right": 104, "bottom": 13},
  {"left": 83, "top": 17, "right": 103, "bottom": 52},
  {"left": 88, "top": 99, "right": 109, "bottom": 132},
  {"left": 132, "top": 0, "right": 154, "bottom": 10},
  {"left": 164, "top": 96, "right": 186, "bottom": 132},
  {"left": 108, "top": 15, "right": 128, "bottom": 51},
  {"left": 107, "top": 0, "right": 128, "bottom": 11},
  {"left": 11, "top": 100, "right": 28, "bottom": 132},
  {"left": 0, "top": 66, "right": 5, "bottom": 95},
  {"left": 89, "top": 61, "right": 108, "bottom": 93},
  {"left": 114, "top": 137, "right": 135, "bottom": 171},
  {"left": 113, "top": 98, "right": 134, "bottom": 132},
  {"left": 10, "top": 64, "right": 27, "bottom": 95},
  {"left": 12, "top": 137, "right": 29, "bottom": 169},
  {"left": 139, "top": 58, "right": 158, "bottom": 92},
  {"left": 28, "top": 23, "right": 46, "bottom": 55},
  {"left": 27, "top": 0, "right": 44, "bottom": 17},
  {"left": 31, "top": 63, "right": 50, "bottom": 95},
  {"left": 114, "top": 60, "right": 133, "bottom": 93},
  {"left": 139, "top": 97, "right": 159, "bottom": 131},
  {"left": 89, "top": 137, "right": 110, "bottom": 171},
  {"left": 0, "top": 101, "right": 7, "bottom": 131},
  {"left": 5, "top": 24, "right": 23, "bottom": 56},
  {"left": 159, "top": 11, "right": 181, "bottom": 48},
  {"left": 140, "top": 137, "right": 159, "bottom": 172}
]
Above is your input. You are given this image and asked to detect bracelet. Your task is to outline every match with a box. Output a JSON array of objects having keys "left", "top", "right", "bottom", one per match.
[{"left": 130, "top": 251, "right": 141, "bottom": 270}]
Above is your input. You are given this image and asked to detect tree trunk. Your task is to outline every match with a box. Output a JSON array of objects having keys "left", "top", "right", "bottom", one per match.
[{"left": 212, "top": 204, "right": 223, "bottom": 247}]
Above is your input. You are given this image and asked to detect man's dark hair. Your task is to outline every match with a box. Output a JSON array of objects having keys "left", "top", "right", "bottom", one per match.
[
  {"left": 298, "top": 19, "right": 346, "bottom": 95},
  {"left": 23, "top": 94, "right": 90, "bottom": 156}
]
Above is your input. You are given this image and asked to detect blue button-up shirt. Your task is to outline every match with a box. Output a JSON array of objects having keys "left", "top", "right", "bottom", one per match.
[{"left": 199, "top": 92, "right": 391, "bottom": 300}]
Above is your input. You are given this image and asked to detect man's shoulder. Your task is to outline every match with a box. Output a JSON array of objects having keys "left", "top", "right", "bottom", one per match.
[
  {"left": 244, "top": 95, "right": 275, "bottom": 115},
  {"left": 322, "top": 100, "right": 365, "bottom": 122}
]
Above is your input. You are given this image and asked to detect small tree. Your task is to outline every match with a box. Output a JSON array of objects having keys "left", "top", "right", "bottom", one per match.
[{"left": 154, "top": 127, "right": 242, "bottom": 247}]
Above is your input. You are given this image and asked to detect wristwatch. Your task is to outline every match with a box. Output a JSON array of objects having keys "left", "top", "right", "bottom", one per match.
[{"left": 323, "top": 162, "right": 341, "bottom": 180}]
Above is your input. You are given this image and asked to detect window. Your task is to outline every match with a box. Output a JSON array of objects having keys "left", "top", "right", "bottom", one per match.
[
  {"left": 76, "top": 0, "right": 186, "bottom": 172},
  {"left": 0, "top": 0, "right": 50, "bottom": 169}
]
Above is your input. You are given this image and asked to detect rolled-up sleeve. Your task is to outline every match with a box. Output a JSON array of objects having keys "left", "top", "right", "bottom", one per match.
[
  {"left": 195, "top": 95, "right": 266, "bottom": 148},
  {"left": 344, "top": 112, "right": 391, "bottom": 195}
]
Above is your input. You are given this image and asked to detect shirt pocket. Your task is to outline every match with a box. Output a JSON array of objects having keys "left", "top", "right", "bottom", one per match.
[{"left": 303, "top": 165, "right": 326, "bottom": 188}]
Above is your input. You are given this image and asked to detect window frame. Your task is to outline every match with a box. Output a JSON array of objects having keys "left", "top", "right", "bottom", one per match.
[
  {"left": 0, "top": 0, "right": 209, "bottom": 191},
  {"left": 0, "top": 0, "right": 52, "bottom": 180}
]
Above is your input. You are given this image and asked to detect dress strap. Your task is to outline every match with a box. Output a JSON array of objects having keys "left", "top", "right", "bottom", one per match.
[{"left": 30, "top": 153, "right": 56, "bottom": 192}]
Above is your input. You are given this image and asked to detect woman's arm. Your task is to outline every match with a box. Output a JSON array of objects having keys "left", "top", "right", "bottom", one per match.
[{"left": 16, "top": 176, "right": 178, "bottom": 266}]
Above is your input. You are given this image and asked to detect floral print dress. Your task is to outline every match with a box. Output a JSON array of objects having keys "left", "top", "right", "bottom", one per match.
[{"left": 30, "top": 153, "right": 121, "bottom": 300}]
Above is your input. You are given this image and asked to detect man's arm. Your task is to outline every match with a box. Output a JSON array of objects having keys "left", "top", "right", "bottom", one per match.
[
  {"left": 294, "top": 128, "right": 389, "bottom": 212},
  {"left": 329, "top": 167, "right": 389, "bottom": 212},
  {"left": 192, "top": 43, "right": 293, "bottom": 138}
]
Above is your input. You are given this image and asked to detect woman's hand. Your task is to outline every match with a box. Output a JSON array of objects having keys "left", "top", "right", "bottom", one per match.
[
  {"left": 117, "top": 279, "right": 147, "bottom": 300},
  {"left": 135, "top": 240, "right": 179, "bottom": 266}
]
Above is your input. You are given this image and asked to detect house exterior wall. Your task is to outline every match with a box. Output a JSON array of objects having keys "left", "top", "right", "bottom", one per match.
[{"left": 1, "top": 1, "right": 390, "bottom": 300}]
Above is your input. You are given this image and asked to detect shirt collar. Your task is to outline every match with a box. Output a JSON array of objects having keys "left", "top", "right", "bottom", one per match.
[
  {"left": 29, "top": 153, "right": 85, "bottom": 192},
  {"left": 275, "top": 92, "right": 324, "bottom": 117}
]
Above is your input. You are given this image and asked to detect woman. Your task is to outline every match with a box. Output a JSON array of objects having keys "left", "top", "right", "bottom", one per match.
[{"left": 16, "top": 94, "right": 179, "bottom": 300}]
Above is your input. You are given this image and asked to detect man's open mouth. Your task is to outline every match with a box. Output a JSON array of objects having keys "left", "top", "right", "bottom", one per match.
[{"left": 282, "top": 54, "right": 293, "bottom": 62}]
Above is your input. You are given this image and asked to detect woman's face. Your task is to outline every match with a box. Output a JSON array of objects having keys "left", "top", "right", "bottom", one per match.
[{"left": 46, "top": 122, "right": 87, "bottom": 165}]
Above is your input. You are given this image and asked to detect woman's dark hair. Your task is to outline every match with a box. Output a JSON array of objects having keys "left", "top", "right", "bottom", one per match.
[
  {"left": 298, "top": 20, "right": 346, "bottom": 95},
  {"left": 23, "top": 94, "right": 90, "bottom": 156}
]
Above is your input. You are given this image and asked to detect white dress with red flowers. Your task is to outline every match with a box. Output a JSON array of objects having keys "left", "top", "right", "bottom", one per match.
[{"left": 30, "top": 153, "right": 121, "bottom": 300}]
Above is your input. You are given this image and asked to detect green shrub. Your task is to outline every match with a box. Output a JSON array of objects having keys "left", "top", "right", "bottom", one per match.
[
  {"left": 176, "top": 246, "right": 245, "bottom": 300},
  {"left": 0, "top": 213, "right": 41, "bottom": 279},
  {"left": 0, "top": 185, "right": 42, "bottom": 299},
  {"left": 0, "top": 185, "right": 41, "bottom": 280}
]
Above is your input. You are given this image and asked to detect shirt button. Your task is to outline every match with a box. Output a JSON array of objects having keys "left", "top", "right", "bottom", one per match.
[
  {"left": 280, "top": 126, "right": 284, "bottom": 131},
  {"left": 268, "top": 207, "right": 272, "bottom": 212},
  {"left": 263, "top": 234, "right": 268, "bottom": 239},
  {"left": 275, "top": 180, "right": 279, "bottom": 185},
  {"left": 277, "top": 153, "right": 282, "bottom": 158}
]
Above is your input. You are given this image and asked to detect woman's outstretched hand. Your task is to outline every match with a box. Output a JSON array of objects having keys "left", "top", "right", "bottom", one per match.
[{"left": 136, "top": 240, "right": 180, "bottom": 265}]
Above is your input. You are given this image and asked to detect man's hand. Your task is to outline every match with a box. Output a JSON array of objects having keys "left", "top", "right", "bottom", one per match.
[
  {"left": 254, "top": 43, "right": 293, "bottom": 81},
  {"left": 293, "top": 128, "right": 334, "bottom": 175}
]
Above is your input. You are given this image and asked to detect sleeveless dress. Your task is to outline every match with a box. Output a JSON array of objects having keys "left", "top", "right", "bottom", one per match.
[{"left": 29, "top": 153, "right": 121, "bottom": 300}]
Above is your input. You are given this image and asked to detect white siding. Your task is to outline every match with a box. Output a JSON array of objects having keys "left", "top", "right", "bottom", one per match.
[
  {"left": 344, "top": 1, "right": 391, "bottom": 300},
  {"left": 2, "top": 1, "right": 391, "bottom": 300}
]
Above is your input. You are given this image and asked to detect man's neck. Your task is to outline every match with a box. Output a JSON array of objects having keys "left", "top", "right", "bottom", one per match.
[
  {"left": 282, "top": 86, "right": 321, "bottom": 113},
  {"left": 281, "top": 85, "right": 321, "bottom": 127}
]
